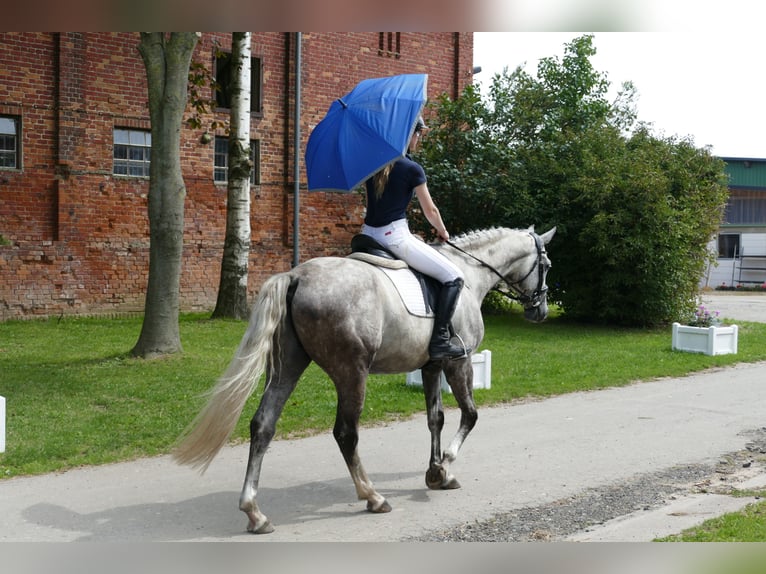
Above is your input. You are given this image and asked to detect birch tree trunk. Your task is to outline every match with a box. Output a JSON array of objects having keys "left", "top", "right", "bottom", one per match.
[
  {"left": 132, "top": 32, "right": 199, "bottom": 358},
  {"left": 212, "top": 32, "right": 252, "bottom": 320}
]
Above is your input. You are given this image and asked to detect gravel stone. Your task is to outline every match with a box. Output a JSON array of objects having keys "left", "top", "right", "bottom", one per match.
[{"left": 408, "top": 428, "right": 766, "bottom": 542}]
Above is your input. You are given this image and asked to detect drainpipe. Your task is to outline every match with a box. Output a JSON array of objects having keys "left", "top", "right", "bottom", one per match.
[{"left": 293, "top": 32, "right": 302, "bottom": 267}]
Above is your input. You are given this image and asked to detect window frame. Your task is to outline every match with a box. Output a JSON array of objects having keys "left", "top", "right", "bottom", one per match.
[
  {"left": 378, "top": 32, "right": 401, "bottom": 58},
  {"left": 113, "top": 128, "right": 151, "bottom": 178},
  {"left": 214, "top": 136, "right": 260, "bottom": 186},
  {"left": 0, "top": 115, "right": 21, "bottom": 170},
  {"left": 717, "top": 233, "right": 741, "bottom": 259},
  {"left": 723, "top": 189, "right": 766, "bottom": 226},
  {"left": 214, "top": 51, "right": 263, "bottom": 117}
]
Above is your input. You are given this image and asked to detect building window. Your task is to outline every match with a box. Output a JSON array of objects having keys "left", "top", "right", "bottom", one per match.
[
  {"left": 214, "top": 137, "right": 260, "bottom": 185},
  {"left": 378, "top": 33, "right": 401, "bottom": 58},
  {"left": 215, "top": 52, "right": 262, "bottom": 115},
  {"left": 718, "top": 234, "right": 740, "bottom": 259},
  {"left": 723, "top": 189, "right": 766, "bottom": 225},
  {"left": 113, "top": 128, "right": 151, "bottom": 177},
  {"left": 0, "top": 115, "right": 20, "bottom": 169}
]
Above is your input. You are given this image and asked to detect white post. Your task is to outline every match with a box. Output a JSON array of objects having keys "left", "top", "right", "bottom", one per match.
[{"left": 0, "top": 396, "right": 5, "bottom": 453}]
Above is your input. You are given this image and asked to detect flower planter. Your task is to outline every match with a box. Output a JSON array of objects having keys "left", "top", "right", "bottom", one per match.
[
  {"left": 671, "top": 322, "right": 738, "bottom": 356},
  {"left": 406, "top": 350, "right": 492, "bottom": 393}
]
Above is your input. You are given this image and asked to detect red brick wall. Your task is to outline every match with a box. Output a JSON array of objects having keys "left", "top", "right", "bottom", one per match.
[{"left": 0, "top": 32, "right": 473, "bottom": 320}]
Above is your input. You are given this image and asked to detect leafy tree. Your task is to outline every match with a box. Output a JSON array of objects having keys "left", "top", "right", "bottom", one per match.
[
  {"left": 132, "top": 32, "right": 199, "bottom": 358},
  {"left": 416, "top": 34, "right": 729, "bottom": 326}
]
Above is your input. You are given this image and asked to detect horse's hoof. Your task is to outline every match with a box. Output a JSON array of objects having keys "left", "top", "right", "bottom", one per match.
[
  {"left": 425, "top": 467, "right": 446, "bottom": 490},
  {"left": 426, "top": 468, "right": 461, "bottom": 490},
  {"left": 367, "top": 499, "right": 392, "bottom": 513},
  {"left": 247, "top": 519, "right": 275, "bottom": 534},
  {"left": 442, "top": 477, "right": 461, "bottom": 490}
]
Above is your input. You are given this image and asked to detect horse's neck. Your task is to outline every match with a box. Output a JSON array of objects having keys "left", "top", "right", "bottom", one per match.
[{"left": 448, "top": 228, "right": 529, "bottom": 298}]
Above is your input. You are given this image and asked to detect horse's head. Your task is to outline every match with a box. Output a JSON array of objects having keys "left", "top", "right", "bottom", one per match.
[
  {"left": 443, "top": 225, "right": 556, "bottom": 323},
  {"left": 508, "top": 226, "right": 556, "bottom": 323}
]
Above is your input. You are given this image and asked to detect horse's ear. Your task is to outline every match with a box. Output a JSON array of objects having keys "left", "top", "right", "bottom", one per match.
[
  {"left": 527, "top": 225, "right": 535, "bottom": 233},
  {"left": 540, "top": 226, "right": 557, "bottom": 245}
]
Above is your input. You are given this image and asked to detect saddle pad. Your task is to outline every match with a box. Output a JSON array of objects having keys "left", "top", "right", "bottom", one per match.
[
  {"left": 346, "top": 252, "right": 407, "bottom": 269},
  {"left": 379, "top": 267, "right": 433, "bottom": 318}
]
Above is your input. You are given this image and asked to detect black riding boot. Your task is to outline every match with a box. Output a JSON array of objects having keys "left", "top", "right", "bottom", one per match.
[{"left": 428, "top": 278, "right": 471, "bottom": 360}]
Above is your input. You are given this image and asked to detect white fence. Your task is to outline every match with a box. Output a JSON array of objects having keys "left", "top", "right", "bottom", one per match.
[{"left": 405, "top": 350, "right": 492, "bottom": 394}]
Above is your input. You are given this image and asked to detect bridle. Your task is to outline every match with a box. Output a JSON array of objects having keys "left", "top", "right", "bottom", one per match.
[{"left": 445, "top": 232, "right": 549, "bottom": 309}]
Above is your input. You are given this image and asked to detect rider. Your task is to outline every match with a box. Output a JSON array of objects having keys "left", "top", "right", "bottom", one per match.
[{"left": 362, "top": 116, "right": 470, "bottom": 361}]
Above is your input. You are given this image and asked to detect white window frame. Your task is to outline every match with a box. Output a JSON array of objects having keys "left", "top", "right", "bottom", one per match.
[
  {"left": 113, "top": 128, "right": 151, "bottom": 178},
  {"left": 0, "top": 115, "right": 21, "bottom": 170}
]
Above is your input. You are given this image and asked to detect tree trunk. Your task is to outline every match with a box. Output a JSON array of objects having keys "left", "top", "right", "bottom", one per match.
[
  {"left": 132, "top": 32, "right": 199, "bottom": 358},
  {"left": 212, "top": 32, "right": 252, "bottom": 320}
]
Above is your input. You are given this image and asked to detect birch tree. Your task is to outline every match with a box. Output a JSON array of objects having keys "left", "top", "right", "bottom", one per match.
[
  {"left": 131, "top": 32, "right": 199, "bottom": 358},
  {"left": 212, "top": 32, "right": 253, "bottom": 320}
]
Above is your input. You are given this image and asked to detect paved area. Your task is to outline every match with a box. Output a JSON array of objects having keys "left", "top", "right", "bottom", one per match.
[
  {"left": 1, "top": 292, "right": 764, "bottom": 542},
  {"left": 568, "top": 472, "right": 766, "bottom": 542},
  {"left": 701, "top": 291, "right": 766, "bottom": 323}
]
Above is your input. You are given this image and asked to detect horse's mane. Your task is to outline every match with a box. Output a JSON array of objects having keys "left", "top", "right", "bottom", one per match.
[{"left": 449, "top": 227, "right": 521, "bottom": 251}]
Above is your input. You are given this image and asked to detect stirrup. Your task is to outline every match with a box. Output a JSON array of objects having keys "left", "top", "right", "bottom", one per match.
[{"left": 429, "top": 334, "right": 471, "bottom": 361}]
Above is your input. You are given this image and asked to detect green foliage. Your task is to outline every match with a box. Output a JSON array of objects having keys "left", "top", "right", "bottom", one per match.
[
  {"left": 186, "top": 42, "right": 227, "bottom": 133},
  {"left": 480, "top": 290, "right": 518, "bottom": 315},
  {"left": 417, "top": 34, "right": 729, "bottom": 326}
]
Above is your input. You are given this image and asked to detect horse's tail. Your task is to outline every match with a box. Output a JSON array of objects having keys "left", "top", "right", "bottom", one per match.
[{"left": 172, "top": 272, "right": 293, "bottom": 473}]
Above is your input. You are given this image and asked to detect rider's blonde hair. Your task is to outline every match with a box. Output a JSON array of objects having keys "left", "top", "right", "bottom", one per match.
[{"left": 372, "top": 163, "right": 393, "bottom": 200}]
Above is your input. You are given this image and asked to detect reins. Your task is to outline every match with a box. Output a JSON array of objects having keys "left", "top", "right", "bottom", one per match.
[{"left": 445, "top": 232, "right": 548, "bottom": 308}]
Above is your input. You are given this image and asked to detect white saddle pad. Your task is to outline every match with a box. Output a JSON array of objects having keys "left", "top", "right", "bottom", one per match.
[
  {"left": 379, "top": 267, "right": 433, "bottom": 318},
  {"left": 347, "top": 252, "right": 432, "bottom": 317}
]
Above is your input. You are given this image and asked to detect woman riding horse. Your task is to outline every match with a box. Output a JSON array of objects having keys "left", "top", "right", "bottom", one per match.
[
  {"left": 362, "top": 116, "right": 469, "bottom": 361},
  {"left": 173, "top": 222, "right": 555, "bottom": 534}
]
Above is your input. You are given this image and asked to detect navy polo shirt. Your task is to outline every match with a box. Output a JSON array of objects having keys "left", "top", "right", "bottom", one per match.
[{"left": 364, "top": 156, "right": 427, "bottom": 227}]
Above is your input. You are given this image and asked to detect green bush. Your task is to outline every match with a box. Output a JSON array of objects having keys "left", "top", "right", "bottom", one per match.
[{"left": 417, "top": 35, "right": 728, "bottom": 327}]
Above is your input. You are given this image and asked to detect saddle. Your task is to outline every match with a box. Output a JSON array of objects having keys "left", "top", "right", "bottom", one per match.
[{"left": 348, "top": 234, "right": 440, "bottom": 317}]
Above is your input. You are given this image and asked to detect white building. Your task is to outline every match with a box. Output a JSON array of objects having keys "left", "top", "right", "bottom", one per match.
[{"left": 703, "top": 157, "right": 766, "bottom": 289}]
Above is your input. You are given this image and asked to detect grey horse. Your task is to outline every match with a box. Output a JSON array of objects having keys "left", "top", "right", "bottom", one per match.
[{"left": 174, "top": 226, "right": 556, "bottom": 533}]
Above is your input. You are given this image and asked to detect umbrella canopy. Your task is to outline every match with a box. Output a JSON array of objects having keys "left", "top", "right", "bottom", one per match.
[{"left": 305, "top": 73, "right": 428, "bottom": 193}]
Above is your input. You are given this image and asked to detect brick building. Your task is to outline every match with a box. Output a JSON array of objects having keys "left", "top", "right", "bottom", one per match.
[{"left": 0, "top": 32, "right": 474, "bottom": 320}]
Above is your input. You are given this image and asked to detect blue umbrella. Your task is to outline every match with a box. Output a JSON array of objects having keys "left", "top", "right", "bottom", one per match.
[{"left": 305, "top": 73, "right": 428, "bottom": 193}]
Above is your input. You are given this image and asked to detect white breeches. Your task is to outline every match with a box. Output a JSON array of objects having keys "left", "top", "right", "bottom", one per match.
[{"left": 361, "top": 219, "right": 463, "bottom": 284}]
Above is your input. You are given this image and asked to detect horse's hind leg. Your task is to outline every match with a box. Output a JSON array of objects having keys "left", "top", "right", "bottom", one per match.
[
  {"left": 330, "top": 370, "right": 391, "bottom": 514},
  {"left": 424, "top": 358, "right": 477, "bottom": 490},
  {"left": 239, "top": 332, "right": 310, "bottom": 534}
]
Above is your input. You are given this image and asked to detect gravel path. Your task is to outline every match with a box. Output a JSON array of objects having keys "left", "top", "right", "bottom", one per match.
[{"left": 410, "top": 428, "right": 766, "bottom": 541}]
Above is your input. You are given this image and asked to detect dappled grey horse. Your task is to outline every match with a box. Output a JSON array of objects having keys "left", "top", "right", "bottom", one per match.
[{"left": 174, "top": 226, "right": 556, "bottom": 533}]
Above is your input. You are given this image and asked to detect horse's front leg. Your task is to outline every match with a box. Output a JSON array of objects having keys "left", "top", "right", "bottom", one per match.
[
  {"left": 442, "top": 356, "right": 478, "bottom": 467},
  {"left": 422, "top": 362, "right": 460, "bottom": 490},
  {"left": 425, "top": 357, "right": 478, "bottom": 489}
]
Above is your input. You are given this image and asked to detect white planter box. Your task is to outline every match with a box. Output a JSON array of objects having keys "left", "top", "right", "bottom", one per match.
[
  {"left": 406, "top": 350, "right": 492, "bottom": 393},
  {"left": 671, "top": 323, "right": 738, "bottom": 356}
]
